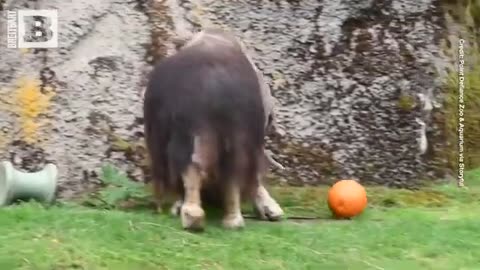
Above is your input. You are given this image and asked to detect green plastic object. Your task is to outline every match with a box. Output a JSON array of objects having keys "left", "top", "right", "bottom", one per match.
[{"left": 0, "top": 161, "right": 58, "bottom": 206}]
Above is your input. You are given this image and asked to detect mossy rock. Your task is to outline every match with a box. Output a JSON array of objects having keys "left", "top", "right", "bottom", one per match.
[
  {"left": 444, "top": 57, "right": 480, "bottom": 170},
  {"left": 441, "top": 0, "right": 480, "bottom": 170},
  {"left": 469, "top": 0, "right": 480, "bottom": 28},
  {"left": 397, "top": 94, "right": 417, "bottom": 111}
]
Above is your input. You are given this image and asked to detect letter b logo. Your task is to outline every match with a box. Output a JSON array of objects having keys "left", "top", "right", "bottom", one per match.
[{"left": 18, "top": 10, "right": 58, "bottom": 48}]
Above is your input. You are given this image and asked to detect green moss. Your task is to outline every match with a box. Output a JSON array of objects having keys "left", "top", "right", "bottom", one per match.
[
  {"left": 442, "top": 0, "right": 470, "bottom": 23},
  {"left": 444, "top": 55, "right": 480, "bottom": 170},
  {"left": 464, "top": 66, "right": 480, "bottom": 168},
  {"left": 397, "top": 94, "right": 416, "bottom": 111},
  {"left": 442, "top": 0, "right": 479, "bottom": 36},
  {"left": 266, "top": 136, "right": 337, "bottom": 186},
  {"left": 469, "top": 0, "right": 480, "bottom": 28},
  {"left": 110, "top": 136, "right": 132, "bottom": 152},
  {"left": 369, "top": 188, "right": 451, "bottom": 208},
  {"left": 441, "top": 0, "right": 480, "bottom": 170}
]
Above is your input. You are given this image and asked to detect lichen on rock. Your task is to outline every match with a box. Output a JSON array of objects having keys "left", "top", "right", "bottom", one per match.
[{"left": 13, "top": 77, "right": 55, "bottom": 144}]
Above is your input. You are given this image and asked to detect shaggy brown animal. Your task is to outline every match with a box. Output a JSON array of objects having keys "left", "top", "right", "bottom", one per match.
[{"left": 144, "top": 28, "right": 283, "bottom": 231}]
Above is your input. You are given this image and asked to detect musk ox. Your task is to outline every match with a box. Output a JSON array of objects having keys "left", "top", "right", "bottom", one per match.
[{"left": 144, "top": 28, "right": 283, "bottom": 231}]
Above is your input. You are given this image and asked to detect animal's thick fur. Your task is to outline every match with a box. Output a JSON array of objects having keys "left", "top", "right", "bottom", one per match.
[
  {"left": 172, "top": 28, "right": 278, "bottom": 133},
  {"left": 143, "top": 29, "right": 266, "bottom": 211}
]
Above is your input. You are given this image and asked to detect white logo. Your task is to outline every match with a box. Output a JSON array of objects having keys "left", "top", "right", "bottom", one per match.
[{"left": 6, "top": 9, "right": 58, "bottom": 49}]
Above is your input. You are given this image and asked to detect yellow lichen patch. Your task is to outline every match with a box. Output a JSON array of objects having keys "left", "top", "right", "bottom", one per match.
[
  {"left": 12, "top": 77, "right": 55, "bottom": 144},
  {"left": 272, "top": 71, "right": 287, "bottom": 90},
  {"left": 19, "top": 48, "right": 30, "bottom": 54}
]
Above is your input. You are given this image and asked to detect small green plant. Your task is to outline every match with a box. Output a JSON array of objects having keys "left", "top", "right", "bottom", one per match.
[{"left": 83, "top": 164, "right": 148, "bottom": 209}]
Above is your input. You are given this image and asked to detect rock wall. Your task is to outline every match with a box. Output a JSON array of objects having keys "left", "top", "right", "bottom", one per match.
[
  {"left": 0, "top": 0, "right": 453, "bottom": 198},
  {"left": 0, "top": 0, "right": 151, "bottom": 197},
  {"left": 161, "top": 0, "right": 452, "bottom": 187}
]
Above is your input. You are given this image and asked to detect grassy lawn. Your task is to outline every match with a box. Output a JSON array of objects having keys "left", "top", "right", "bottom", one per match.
[{"left": 0, "top": 170, "right": 479, "bottom": 270}]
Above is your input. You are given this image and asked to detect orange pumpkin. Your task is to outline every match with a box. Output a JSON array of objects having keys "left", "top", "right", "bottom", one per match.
[{"left": 327, "top": 179, "right": 367, "bottom": 218}]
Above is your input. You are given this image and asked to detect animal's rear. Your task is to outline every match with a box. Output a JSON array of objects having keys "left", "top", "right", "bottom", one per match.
[{"left": 144, "top": 43, "right": 266, "bottom": 199}]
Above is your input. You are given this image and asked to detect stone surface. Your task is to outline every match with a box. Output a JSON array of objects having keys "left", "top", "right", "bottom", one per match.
[
  {"left": 1, "top": 0, "right": 150, "bottom": 197},
  {"left": 0, "top": 0, "right": 453, "bottom": 198},
  {"left": 172, "top": 0, "right": 451, "bottom": 187}
]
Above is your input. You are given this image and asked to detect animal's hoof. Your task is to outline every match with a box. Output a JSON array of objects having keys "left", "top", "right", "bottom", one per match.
[
  {"left": 222, "top": 213, "right": 245, "bottom": 229},
  {"left": 181, "top": 203, "right": 205, "bottom": 231},
  {"left": 254, "top": 198, "right": 284, "bottom": 221}
]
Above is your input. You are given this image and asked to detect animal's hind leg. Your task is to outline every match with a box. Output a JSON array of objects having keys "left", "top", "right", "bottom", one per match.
[
  {"left": 180, "top": 164, "right": 206, "bottom": 231},
  {"left": 222, "top": 181, "right": 245, "bottom": 229},
  {"left": 152, "top": 180, "right": 181, "bottom": 215},
  {"left": 251, "top": 150, "right": 284, "bottom": 221},
  {"left": 151, "top": 180, "right": 164, "bottom": 213},
  {"left": 222, "top": 142, "right": 247, "bottom": 229},
  {"left": 253, "top": 184, "right": 284, "bottom": 221}
]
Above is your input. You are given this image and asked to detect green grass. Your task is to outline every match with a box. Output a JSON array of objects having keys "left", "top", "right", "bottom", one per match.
[{"left": 1, "top": 169, "right": 480, "bottom": 269}]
